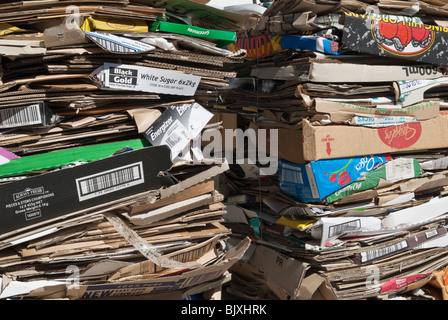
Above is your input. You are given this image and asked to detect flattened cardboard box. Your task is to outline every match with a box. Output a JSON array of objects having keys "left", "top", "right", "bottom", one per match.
[
  {"left": 65, "top": 237, "right": 251, "bottom": 299},
  {"left": 0, "top": 145, "right": 172, "bottom": 236},
  {"left": 302, "top": 115, "right": 448, "bottom": 161},
  {"left": 342, "top": 12, "right": 448, "bottom": 66},
  {"left": 228, "top": 34, "right": 341, "bottom": 58}
]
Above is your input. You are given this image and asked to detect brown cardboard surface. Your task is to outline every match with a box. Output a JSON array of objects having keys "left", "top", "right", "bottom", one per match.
[
  {"left": 251, "top": 121, "right": 304, "bottom": 164},
  {"left": 65, "top": 237, "right": 250, "bottom": 299},
  {"left": 302, "top": 115, "right": 448, "bottom": 161}
]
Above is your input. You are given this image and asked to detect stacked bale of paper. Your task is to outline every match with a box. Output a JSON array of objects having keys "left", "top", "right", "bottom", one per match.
[
  {"left": 221, "top": 0, "right": 448, "bottom": 300},
  {"left": 0, "top": 0, "right": 252, "bottom": 300}
]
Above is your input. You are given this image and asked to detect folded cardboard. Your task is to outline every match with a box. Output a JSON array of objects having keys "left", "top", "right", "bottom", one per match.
[
  {"left": 150, "top": 20, "right": 236, "bottom": 47},
  {"left": 0, "top": 138, "right": 150, "bottom": 177},
  {"left": 251, "top": 60, "right": 447, "bottom": 82},
  {"left": 314, "top": 99, "right": 441, "bottom": 123},
  {"left": 85, "top": 31, "right": 156, "bottom": 54},
  {"left": 142, "top": 102, "right": 213, "bottom": 160},
  {"left": 394, "top": 77, "right": 448, "bottom": 107},
  {"left": 302, "top": 115, "right": 448, "bottom": 161},
  {"left": 307, "top": 61, "right": 446, "bottom": 83},
  {"left": 279, "top": 154, "right": 391, "bottom": 202},
  {"left": 342, "top": 12, "right": 448, "bottom": 66},
  {"left": 325, "top": 158, "right": 423, "bottom": 203},
  {"left": 65, "top": 237, "right": 250, "bottom": 299},
  {"left": 227, "top": 34, "right": 342, "bottom": 58},
  {"left": 0, "top": 145, "right": 172, "bottom": 237},
  {"left": 133, "top": 0, "right": 248, "bottom": 32},
  {"left": 81, "top": 15, "right": 150, "bottom": 33}
]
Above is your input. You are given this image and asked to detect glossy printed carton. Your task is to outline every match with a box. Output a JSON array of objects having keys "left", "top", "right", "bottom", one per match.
[
  {"left": 342, "top": 12, "right": 448, "bottom": 65},
  {"left": 279, "top": 153, "right": 391, "bottom": 202}
]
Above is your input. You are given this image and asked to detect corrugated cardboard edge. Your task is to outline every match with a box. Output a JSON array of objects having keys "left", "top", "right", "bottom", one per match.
[{"left": 64, "top": 237, "right": 251, "bottom": 299}]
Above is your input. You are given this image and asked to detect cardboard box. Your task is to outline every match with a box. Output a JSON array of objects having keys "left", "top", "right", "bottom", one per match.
[
  {"left": 227, "top": 34, "right": 342, "bottom": 58},
  {"left": 0, "top": 145, "right": 172, "bottom": 237},
  {"left": 302, "top": 115, "right": 448, "bottom": 161},
  {"left": 342, "top": 12, "right": 448, "bottom": 66},
  {"left": 251, "top": 59, "right": 446, "bottom": 82},
  {"left": 142, "top": 102, "right": 213, "bottom": 160},
  {"left": 150, "top": 20, "right": 236, "bottom": 47},
  {"left": 279, "top": 154, "right": 391, "bottom": 202},
  {"left": 250, "top": 121, "right": 304, "bottom": 164},
  {"left": 324, "top": 158, "right": 423, "bottom": 203},
  {"left": 314, "top": 99, "right": 441, "bottom": 124},
  {"left": 0, "top": 138, "right": 150, "bottom": 178}
]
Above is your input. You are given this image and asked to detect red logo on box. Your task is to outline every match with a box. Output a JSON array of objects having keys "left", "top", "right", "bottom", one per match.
[{"left": 378, "top": 122, "right": 422, "bottom": 149}]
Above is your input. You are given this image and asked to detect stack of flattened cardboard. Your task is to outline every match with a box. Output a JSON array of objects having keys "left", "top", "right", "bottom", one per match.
[
  {"left": 0, "top": 152, "right": 251, "bottom": 300},
  {"left": 221, "top": 0, "right": 448, "bottom": 300},
  {"left": 0, "top": 0, "right": 246, "bottom": 157},
  {"left": 0, "top": 0, "right": 253, "bottom": 300}
]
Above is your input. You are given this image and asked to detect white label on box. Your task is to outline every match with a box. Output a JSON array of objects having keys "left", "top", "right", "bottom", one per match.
[
  {"left": 99, "top": 63, "right": 201, "bottom": 96},
  {"left": 385, "top": 158, "right": 416, "bottom": 183},
  {"left": 162, "top": 118, "right": 191, "bottom": 152},
  {"left": 76, "top": 162, "right": 144, "bottom": 201},
  {"left": 0, "top": 104, "right": 43, "bottom": 128},
  {"left": 352, "top": 116, "right": 418, "bottom": 128}
]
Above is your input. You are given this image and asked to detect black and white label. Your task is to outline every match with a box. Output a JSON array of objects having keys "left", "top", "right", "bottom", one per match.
[
  {"left": 360, "top": 240, "right": 408, "bottom": 263},
  {"left": 5, "top": 186, "right": 54, "bottom": 221},
  {"left": 76, "top": 162, "right": 144, "bottom": 201},
  {"left": 0, "top": 104, "right": 42, "bottom": 128},
  {"left": 280, "top": 164, "right": 304, "bottom": 184},
  {"left": 108, "top": 66, "right": 139, "bottom": 87},
  {"left": 162, "top": 119, "right": 190, "bottom": 151},
  {"left": 328, "top": 219, "right": 361, "bottom": 238},
  {"left": 99, "top": 63, "right": 201, "bottom": 96}
]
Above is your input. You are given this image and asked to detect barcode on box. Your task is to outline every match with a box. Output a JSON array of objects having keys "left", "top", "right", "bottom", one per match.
[
  {"left": 360, "top": 240, "right": 408, "bottom": 263},
  {"left": 76, "top": 162, "right": 144, "bottom": 201},
  {"left": 0, "top": 104, "right": 42, "bottom": 128},
  {"left": 328, "top": 219, "right": 361, "bottom": 238},
  {"left": 281, "top": 165, "right": 303, "bottom": 184},
  {"left": 162, "top": 119, "right": 190, "bottom": 150}
]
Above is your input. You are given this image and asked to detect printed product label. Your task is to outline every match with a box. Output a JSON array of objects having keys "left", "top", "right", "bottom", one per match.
[
  {"left": 97, "top": 63, "right": 201, "bottom": 96},
  {"left": 5, "top": 186, "right": 55, "bottom": 221},
  {"left": 76, "top": 162, "right": 144, "bottom": 201}
]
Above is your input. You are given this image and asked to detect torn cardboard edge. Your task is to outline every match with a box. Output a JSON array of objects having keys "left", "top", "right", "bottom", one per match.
[
  {"left": 251, "top": 58, "right": 447, "bottom": 82},
  {"left": 314, "top": 99, "right": 441, "bottom": 122},
  {"left": 65, "top": 237, "right": 250, "bottom": 299},
  {"left": 125, "top": 192, "right": 223, "bottom": 226},
  {"left": 1, "top": 237, "right": 249, "bottom": 300}
]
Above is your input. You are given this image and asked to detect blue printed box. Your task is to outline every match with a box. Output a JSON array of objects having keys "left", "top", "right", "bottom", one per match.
[{"left": 279, "top": 154, "right": 391, "bottom": 202}]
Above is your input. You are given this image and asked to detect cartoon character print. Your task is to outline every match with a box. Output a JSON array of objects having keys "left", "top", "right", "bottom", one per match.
[{"left": 373, "top": 20, "right": 432, "bottom": 52}]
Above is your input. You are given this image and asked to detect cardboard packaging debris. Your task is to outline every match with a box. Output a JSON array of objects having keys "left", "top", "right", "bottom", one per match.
[
  {"left": 279, "top": 154, "right": 391, "bottom": 202},
  {"left": 302, "top": 115, "right": 448, "bottom": 162},
  {"left": 0, "top": 145, "right": 172, "bottom": 237},
  {"left": 342, "top": 12, "right": 448, "bottom": 66}
]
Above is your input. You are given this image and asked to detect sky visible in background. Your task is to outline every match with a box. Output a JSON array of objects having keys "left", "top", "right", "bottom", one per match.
[{"left": 206, "top": 0, "right": 259, "bottom": 9}]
